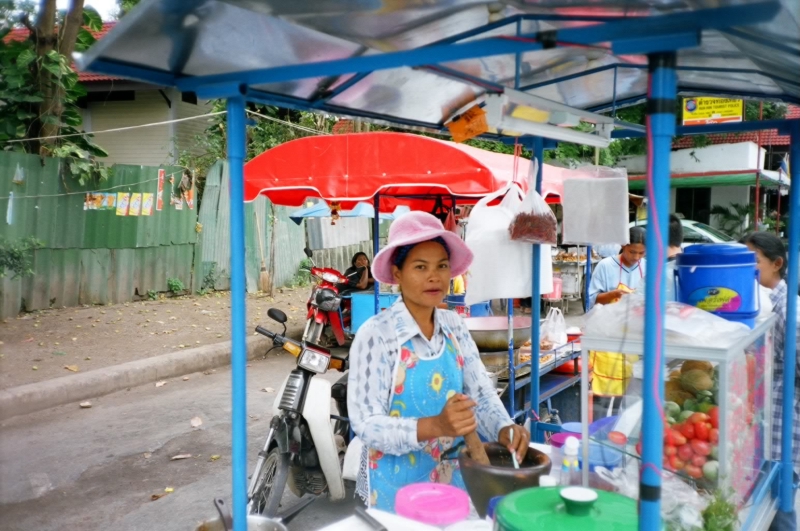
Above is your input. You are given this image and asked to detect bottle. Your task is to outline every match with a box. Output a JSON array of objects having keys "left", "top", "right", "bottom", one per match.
[{"left": 560, "top": 436, "right": 581, "bottom": 486}]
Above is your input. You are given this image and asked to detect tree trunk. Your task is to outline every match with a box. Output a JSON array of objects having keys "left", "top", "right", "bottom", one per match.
[{"left": 35, "top": 0, "right": 85, "bottom": 154}]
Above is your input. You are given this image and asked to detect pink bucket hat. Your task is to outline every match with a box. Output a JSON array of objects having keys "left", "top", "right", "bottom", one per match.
[{"left": 372, "top": 211, "right": 473, "bottom": 285}]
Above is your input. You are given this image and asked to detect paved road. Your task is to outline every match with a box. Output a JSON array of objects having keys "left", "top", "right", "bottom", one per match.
[{"left": 0, "top": 351, "right": 358, "bottom": 531}]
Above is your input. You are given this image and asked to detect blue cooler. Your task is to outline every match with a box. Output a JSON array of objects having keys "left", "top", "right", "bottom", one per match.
[{"left": 675, "top": 244, "right": 759, "bottom": 328}]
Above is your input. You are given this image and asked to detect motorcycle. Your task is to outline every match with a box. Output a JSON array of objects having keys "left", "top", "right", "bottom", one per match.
[
  {"left": 248, "top": 308, "right": 353, "bottom": 516},
  {"left": 301, "top": 247, "right": 358, "bottom": 347}
]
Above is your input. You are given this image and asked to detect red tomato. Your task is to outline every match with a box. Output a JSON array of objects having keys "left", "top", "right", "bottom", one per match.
[
  {"left": 691, "top": 439, "right": 711, "bottom": 457},
  {"left": 636, "top": 441, "right": 643, "bottom": 456},
  {"left": 691, "top": 455, "right": 707, "bottom": 467},
  {"left": 669, "top": 455, "right": 686, "bottom": 471},
  {"left": 708, "top": 407, "right": 719, "bottom": 429},
  {"left": 685, "top": 464, "right": 704, "bottom": 479},
  {"left": 689, "top": 412, "right": 710, "bottom": 425},
  {"left": 664, "top": 445, "right": 677, "bottom": 457},
  {"left": 608, "top": 431, "right": 628, "bottom": 446},
  {"left": 679, "top": 422, "right": 696, "bottom": 440},
  {"left": 665, "top": 429, "right": 687, "bottom": 447},
  {"left": 677, "top": 443, "right": 694, "bottom": 462},
  {"left": 694, "top": 422, "right": 710, "bottom": 442},
  {"left": 709, "top": 428, "right": 719, "bottom": 444}
]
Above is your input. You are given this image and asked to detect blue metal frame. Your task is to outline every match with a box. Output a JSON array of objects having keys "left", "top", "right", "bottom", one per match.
[
  {"left": 530, "top": 137, "right": 544, "bottom": 440},
  {"left": 226, "top": 96, "right": 249, "bottom": 531},
  {"left": 781, "top": 120, "right": 800, "bottom": 513},
  {"left": 612, "top": 118, "right": 794, "bottom": 139},
  {"left": 640, "top": 52, "right": 677, "bottom": 529},
  {"left": 82, "top": 4, "right": 800, "bottom": 528},
  {"left": 373, "top": 194, "right": 380, "bottom": 316}
]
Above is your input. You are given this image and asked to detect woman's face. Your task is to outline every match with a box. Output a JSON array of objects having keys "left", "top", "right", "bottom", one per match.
[
  {"left": 391, "top": 241, "right": 451, "bottom": 309},
  {"left": 746, "top": 243, "right": 783, "bottom": 288},
  {"left": 621, "top": 243, "right": 646, "bottom": 266},
  {"left": 355, "top": 254, "right": 369, "bottom": 268}
]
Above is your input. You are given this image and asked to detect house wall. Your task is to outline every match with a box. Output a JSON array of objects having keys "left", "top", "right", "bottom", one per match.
[
  {"left": 710, "top": 185, "right": 751, "bottom": 230},
  {"left": 87, "top": 90, "right": 172, "bottom": 166},
  {"left": 619, "top": 141, "right": 766, "bottom": 174},
  {"left": 174, "top": 94, "right": 214, "bottom": 158}
]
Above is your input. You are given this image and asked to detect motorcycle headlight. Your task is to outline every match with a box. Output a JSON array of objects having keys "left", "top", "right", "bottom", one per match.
[
  {"left": 321, "top": 272, "right": 341, "bottom": 283},
  {"left": 298, "top": 348, "right": 331, "bottom": 373}
]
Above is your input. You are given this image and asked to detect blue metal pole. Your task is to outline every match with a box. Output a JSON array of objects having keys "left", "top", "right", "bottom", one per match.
[
  {"left": 531, "top": 137, "right": 544, "bottom": 440},
  {"left": 373, "top": 194, "right": 380, "bottom": 316},
  {"left": 779, "top": 119, "right": 800, "bottom": 512},
  {"left": 641, "top": 53, "right": 676, "bottom": 531},
  {"left": 226, "top": 96, "right": 248, "bottom": 531},
  {"left": 584, "top": 246, "right": 592, "bottom": 311},
  {"left": 508, "top": 298, "right": 515, "bottom": 417}
]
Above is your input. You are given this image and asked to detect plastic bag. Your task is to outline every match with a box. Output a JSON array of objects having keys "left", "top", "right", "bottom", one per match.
[
  {"left": 464, "top": 184, "right": 554, "bottom": 305},
  {"left": 562, "top": 165, "right": 629, "bottom": 246},
  {"left": 584, "top": 295, "right": 750, "bottom": 347},
  {"left": 541, "top": 307, "right": 567, "bottom": 345},
  {"left": 509, "top": 159, "right": 558, "bottom": 244}
]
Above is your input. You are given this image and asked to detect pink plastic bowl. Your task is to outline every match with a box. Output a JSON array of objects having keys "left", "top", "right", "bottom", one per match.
[{"left": 395, "top": 483, "right": 470, "bottom": 526}]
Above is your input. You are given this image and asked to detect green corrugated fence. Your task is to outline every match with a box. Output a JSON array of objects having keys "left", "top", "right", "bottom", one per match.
[{"left": 0, "top": 153, "right": 306, "bottom": 319}]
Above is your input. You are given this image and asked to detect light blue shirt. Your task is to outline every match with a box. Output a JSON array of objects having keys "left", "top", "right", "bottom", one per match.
[{"left": 588, "top": 256, "right": 646, "bottom": 308}]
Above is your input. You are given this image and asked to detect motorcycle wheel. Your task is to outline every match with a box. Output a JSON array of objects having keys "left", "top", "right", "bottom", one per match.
[{"left": 250, "top": 447, "right": 289, "bottom": 517}]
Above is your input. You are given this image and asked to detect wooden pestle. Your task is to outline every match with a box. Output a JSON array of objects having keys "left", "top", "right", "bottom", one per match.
[{"left": 464, "top": 431, "right": 490, "bottom": 465}]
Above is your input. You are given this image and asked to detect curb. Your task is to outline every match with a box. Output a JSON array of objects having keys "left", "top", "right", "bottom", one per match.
[{"left": 0, "top": 335, "right": 271, "bottom": 421}]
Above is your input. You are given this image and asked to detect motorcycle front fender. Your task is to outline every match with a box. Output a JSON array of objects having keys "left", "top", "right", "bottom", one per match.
[
  {"left": 302, "top": 378, "right": 346, "bottom": 501},
  {"left": 328, "top": 311, "right": 345, "bottom": 346}
]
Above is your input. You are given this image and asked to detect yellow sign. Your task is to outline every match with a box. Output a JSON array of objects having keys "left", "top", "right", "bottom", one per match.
[{"left": 682, "top": 97, "right": 743, "bottom": 126}]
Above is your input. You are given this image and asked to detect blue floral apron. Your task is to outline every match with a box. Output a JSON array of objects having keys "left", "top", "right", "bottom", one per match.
[{"left": 367, "top": 329, "right": 467, "bottom": 512}]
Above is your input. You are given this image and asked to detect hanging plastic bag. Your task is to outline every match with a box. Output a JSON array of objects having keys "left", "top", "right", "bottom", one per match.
[
  {"left": 465, "top": 183, "right": 554, "bottom": 306},
  {"left": 509, "top": 159, "right": 558, "bottom": 244},
  {"left": 562, "top": 165, "right": 629, "bottom": 246},
  {"left": 444, "top": 208, "right": 459, "bottom": 234},
  {"left": 541, "top": 307, "right": 567, "bottom": 345}
]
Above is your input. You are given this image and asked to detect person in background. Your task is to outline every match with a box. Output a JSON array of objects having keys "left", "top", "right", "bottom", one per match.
[
  {"left": 588, "top": 227, "right": 647, "bottom": 416},
  {"left": 342, "top": 252, "right": 374, "bottom": 291},
  {"left": 740, "top": 232, "right": 799, "bottom": 531},
  {"left": 589, "top": 226, "right": 647, "bottom": 307},
  {"left": 666, "top": 214, "right": 684, "bottom": 302}
]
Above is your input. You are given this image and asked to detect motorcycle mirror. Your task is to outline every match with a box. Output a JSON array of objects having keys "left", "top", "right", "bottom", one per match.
[
  {"left": 267, "top": 308, "right": 288, "bottom": 324},
  {"left": 303, "top": 247, "right": 313, "bottom": 259}
]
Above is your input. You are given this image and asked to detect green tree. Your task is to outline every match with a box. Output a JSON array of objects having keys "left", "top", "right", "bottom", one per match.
[{"left": 0, "top": 0, "right": 109, "bottom": 181}]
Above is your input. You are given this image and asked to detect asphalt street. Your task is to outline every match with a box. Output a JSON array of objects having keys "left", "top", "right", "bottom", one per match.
[{"left": 0, "top": 350, "right": 358, "bottom": 531}]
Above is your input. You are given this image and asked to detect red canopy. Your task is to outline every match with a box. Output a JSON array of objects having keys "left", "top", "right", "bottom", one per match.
[{"left": 244, "top": 132, "right": 565, "bottom": 210}]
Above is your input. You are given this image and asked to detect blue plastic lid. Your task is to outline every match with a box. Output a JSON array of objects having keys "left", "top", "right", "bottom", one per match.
[
  {"left": 676, "top": 243, "right": 756, "bottom": 267},
  {"left": 487, "top": 495, "right": 505, "bottom": 520},
  {"left": 577, "top": 441, "right": 623, "bottom": 472}
]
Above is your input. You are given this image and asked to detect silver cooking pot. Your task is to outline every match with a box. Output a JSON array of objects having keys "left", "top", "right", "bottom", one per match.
[{"left": 464, "top": 316, "right": 532, "bottom": 352}]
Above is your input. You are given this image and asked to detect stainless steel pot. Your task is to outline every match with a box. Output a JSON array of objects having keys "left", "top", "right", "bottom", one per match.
[{"left": 464, "top": 316, "right": 532, "bottom": 352}]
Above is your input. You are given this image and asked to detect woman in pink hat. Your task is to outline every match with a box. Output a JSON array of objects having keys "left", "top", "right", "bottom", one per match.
[{"left": 347, "top": 211, "right": 529, "bottom": 512}]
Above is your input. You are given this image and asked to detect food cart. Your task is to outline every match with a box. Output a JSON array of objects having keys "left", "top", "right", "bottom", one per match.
[{"left": 80, "top": 2, "right": 799, "bottom": 529}]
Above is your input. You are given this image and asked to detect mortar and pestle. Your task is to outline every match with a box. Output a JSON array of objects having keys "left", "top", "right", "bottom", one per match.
[{"left": 456, "top": 432, "right": 551, "bottom": 518}]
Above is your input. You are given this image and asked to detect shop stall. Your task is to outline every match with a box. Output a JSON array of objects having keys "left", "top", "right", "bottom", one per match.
[{"left": 80, "top": 2, "right": 799, "bottom": 530}]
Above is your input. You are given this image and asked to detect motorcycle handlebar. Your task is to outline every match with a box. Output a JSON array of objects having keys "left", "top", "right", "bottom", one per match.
[{"left": 255, "top": 326, "right": 277, "bottom": 339}]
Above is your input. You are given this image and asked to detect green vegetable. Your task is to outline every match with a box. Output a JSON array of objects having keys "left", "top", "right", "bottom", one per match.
[
  {"left": 710, "top": 445, "right": 719, "bottom": 460},
  {"left": 698, "top": 402, "right": 714, "bottom": 414},
  {"left": 702, "top": 488, "right": 736, "bottom": 531},
  {"left": 683, "top": 398, "right": 698, "bottom": 412},
  {"left": 666, "top": 416, "right": 676, "bottom": 425},
  {"left": 664, "top": 401, "right": 681, "bottom": 418},
  {"left": 697, "top": 390, "right": 714, "bottom": 398},
  {"left": 703, "top": 460, "right": 719, "bottom": 481},
  {"left": 679, "top": 410, "right": 695, "bottom": 422}
]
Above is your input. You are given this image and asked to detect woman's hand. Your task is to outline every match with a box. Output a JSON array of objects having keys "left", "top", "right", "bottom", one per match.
[
  {"left": 417, "top": 394, "right": 477, "bottom": 440},
  {"left": 498, "top": 424, "right": 530, "bottom": 463},
  {"left": 596, "top": 289, "right": 625, "bottom": 305}
]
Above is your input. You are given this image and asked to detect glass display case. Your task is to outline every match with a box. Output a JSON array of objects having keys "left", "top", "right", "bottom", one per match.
[{"left": 579, "top": 314, "right": 777, "bottom": 528}]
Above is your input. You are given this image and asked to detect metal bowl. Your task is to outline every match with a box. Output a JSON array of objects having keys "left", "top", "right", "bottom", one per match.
[{"left": 464, "top": 316, "right": 532, "bottom": 352}]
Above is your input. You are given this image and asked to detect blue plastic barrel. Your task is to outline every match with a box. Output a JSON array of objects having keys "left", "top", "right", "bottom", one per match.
[
  {"left": 469, "top": 301, "right": 493, "bottom": 317},
  {"left": 675, "top": 244, "right": 759, "bottom": 328}
]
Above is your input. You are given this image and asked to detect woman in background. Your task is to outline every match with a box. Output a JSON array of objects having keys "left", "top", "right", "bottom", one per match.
[{"left": 342, "top": 252, "right": 374, "bottom": 291}]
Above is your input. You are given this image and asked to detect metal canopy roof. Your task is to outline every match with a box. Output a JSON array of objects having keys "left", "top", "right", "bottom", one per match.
[{"left": 77, "top": 0, "right": 800, "bottom": 135}]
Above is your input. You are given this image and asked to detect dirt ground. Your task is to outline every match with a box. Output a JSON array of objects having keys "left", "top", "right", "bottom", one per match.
[{"left": 0, "top": 288, "right": 310, "bottom": 390}]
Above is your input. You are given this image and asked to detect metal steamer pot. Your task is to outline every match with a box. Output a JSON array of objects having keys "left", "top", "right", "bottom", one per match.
[{"left": 464, "top": 316, "right": 532, "bottom": 353}]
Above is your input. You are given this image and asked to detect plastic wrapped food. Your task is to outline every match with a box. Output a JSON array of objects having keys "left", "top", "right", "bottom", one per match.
[{"left": 509, "top": 211, "right": 558, "bottom": 244}]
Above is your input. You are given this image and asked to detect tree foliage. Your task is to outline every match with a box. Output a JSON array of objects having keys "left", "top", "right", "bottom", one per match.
[{"left": 0, "top": 0, "right": 109, "bottom": 183}]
